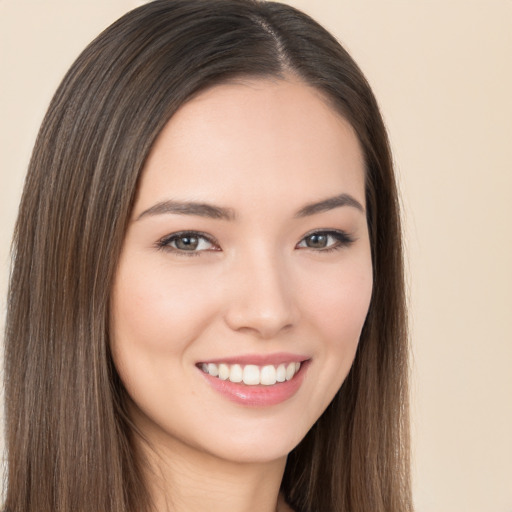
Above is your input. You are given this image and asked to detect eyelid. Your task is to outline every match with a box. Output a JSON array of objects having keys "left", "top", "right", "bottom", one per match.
[
  {"left": 155, "top": 230, "right": 220, "bottom": 255},
  {"left": 296, "top": 229, "right": 355, "bottom": 250},
  {"left": 155, "top": 228, "right": 354, "bottom": 256}
]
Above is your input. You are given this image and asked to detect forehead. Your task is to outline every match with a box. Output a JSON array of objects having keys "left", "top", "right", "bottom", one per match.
[{"left": 134, "top": 78, "right": 366, "bottom": 216}]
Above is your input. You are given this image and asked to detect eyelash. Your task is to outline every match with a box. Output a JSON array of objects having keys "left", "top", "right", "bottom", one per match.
[
  {"left": 155, "top": 229, "right": 355, "bottom": 256},
  {"left": 296, "top": 229, "right": 355, "bottom": 253},
  {"left": 156, "top": 231, "right": 219, "bottom": 257}
]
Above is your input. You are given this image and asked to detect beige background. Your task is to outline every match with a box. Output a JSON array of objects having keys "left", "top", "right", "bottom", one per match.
[{"left": 1, "top": 1, "right": 511, "bottom": 510}]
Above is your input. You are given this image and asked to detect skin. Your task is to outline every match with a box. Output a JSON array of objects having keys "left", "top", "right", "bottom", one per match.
[{"left": 110, "top": 77, "right": 373, "bottom": 512}]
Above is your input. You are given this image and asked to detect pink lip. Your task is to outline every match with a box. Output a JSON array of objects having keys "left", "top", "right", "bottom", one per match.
[
  {"left": 198, "top": 352, "right": 309, "bottom": 366},
  {"left": 198, "top": 359, "right": 310, "bottom": 407}
]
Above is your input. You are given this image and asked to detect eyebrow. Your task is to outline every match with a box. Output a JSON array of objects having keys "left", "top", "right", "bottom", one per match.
[
  {"left": 135, "top": 193, "right": 364, "bottom": 222},
  {"left": 294, "top": 193, "right": 365, "bottom": 217},
  {"left": 136, "top": 200, "right": 236, "bottom": 221}
]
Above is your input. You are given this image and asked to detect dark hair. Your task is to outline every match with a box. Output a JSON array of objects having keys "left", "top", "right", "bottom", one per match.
[{"left": 4, "top": 1, "right": 411, "bottom": 511}]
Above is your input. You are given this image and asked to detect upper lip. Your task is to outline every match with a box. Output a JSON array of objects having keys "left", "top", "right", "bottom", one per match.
[{"left": 198, "top": 352, "right": 310, "bottom": 366}]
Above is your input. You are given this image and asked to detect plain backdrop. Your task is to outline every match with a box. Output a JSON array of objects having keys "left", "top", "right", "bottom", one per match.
[{"left": 1, "top": 1, "right": 511, "bottom": 511}]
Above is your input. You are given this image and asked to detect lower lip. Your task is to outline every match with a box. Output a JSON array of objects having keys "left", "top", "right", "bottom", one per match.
[{"left": 199, "top": 362, "right": 309, "bottom": 407}]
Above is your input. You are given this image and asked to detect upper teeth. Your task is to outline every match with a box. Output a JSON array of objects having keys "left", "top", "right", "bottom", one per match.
[{"left": 201, "top": 362, "right": 301, "bottom": 386}]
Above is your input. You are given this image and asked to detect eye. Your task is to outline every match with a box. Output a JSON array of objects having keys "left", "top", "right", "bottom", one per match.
[
  {"left": 296, "top": 230, "right": 354, "bottom": 252},
  {"left": 156, "top": 231, "right": 219, "bottom": 255}
]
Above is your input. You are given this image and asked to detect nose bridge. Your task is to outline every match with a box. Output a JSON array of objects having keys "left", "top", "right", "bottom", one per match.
[{"left": 224, "top": 243, "right": 298, "bottom": 338}]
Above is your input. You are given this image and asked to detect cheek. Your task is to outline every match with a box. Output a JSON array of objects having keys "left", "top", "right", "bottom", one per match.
[
  {"left": 325, "top": 274, "right": 372, "bottom": 343},
  {"left": 109, "top": 260, "right": 222, "bottom": 416},
  {"left": 111, "top": 260, "right": 220, "bottom": 357},
  {"left": 300, "top": 257, "right": 373, "bottom": 344},
  {"left": 298, "top": 255, "right": 373, "bottom": 400}
]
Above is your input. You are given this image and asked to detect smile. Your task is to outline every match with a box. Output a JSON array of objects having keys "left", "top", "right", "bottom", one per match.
[{"left": 200, "top": 362, "right": 301, "bottom": 386}]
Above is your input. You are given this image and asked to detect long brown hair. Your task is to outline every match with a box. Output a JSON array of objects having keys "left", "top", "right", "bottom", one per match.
[{"left": 4, "top": 1, "right": 412, "bottom": 511}]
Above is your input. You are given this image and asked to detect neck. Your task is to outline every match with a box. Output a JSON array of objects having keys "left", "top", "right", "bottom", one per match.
[{"left": 138, "top": 434, "right": 289, "bottom": 512}]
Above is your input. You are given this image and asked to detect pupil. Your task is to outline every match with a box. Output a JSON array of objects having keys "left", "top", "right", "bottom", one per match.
[
  {"left": 176, "top": 236, "right": 198, "bottom": 250},
  {"left": 307, "top": 234, "right": 327, "bottom": 248}
]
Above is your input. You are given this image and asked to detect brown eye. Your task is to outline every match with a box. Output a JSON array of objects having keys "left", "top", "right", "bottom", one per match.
[
  {"left": 304, "top": 233, "right": 328, "bottom": 249},
  {"left": 157, "top": 231, "right": 217, "bottom": 254},
  {"left": 296, "top": 230, "right": 354, "bottom": 252},
  {"left": 174, "top": 235, "right": 200, "bottom": 251}
]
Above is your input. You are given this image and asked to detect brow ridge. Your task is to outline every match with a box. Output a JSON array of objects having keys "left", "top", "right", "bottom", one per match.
[
  {"left": 136, "top": 200, "right": 236, "bottom": 221},
  {"left": 136, "top": 193, "right": 364, "bottom": 222},
  {"left": 294, "top": 193, "right": 365, "bottom": 217}
]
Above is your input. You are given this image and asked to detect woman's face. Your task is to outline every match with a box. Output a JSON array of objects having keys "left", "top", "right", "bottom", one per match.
[{"left": 110, "top": 78, "right": 373, "bottom": 464}]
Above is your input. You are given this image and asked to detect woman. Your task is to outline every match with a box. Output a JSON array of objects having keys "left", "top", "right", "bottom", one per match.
[{"left": 3, "top": 1, "right": 412, "bottom": 511}]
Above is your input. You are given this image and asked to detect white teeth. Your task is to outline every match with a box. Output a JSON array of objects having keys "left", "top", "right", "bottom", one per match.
[
  {"left": 260, "top": 365, "right": 277, "bottom": 386},
  {"left": 201, "top": 361, "right": 302, "bottom": 385},
  {"left": 207, "top": 363, "right": 219, "bottom": 377},
  {"left": 229, "top": 364, "right": 243, "bottom": 383},
  {"left": 218, "top": 363, "right": 229, "bottom": 380},
  {"left": 285, "top": 362, "right": 296, "bottom": 381},
  {"left": 243, "top": 365, "right": 260, "bottom": 385}
]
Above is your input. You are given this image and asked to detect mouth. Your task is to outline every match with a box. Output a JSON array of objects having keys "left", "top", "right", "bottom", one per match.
[
  {"left": 199, "top": 361, "right": 302, "bottom": 386},
  {"left": 196, "top": 355, "right": 310, "bottom": 406}
]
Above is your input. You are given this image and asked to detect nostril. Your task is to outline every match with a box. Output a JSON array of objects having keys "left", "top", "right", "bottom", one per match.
[
  {"left": 223, "top": 258, "right": 299, "bottom": 337},
  {"left": 226, "top": 314, "right": 292, "bottom": 336}
]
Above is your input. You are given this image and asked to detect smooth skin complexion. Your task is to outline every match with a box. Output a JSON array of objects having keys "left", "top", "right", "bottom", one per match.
[{"left": 110, "top": 78, "right": 373, "bottom": 512}]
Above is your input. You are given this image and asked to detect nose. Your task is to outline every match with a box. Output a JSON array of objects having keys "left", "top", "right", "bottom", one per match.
[{"left": 223, "top": 250, "right": 299, "bottom": 339}]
